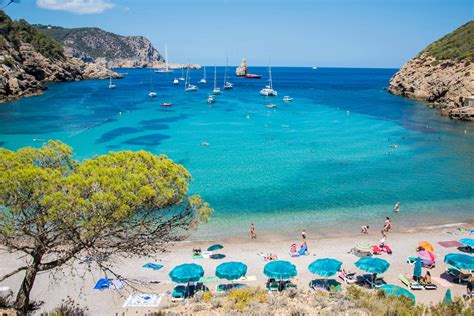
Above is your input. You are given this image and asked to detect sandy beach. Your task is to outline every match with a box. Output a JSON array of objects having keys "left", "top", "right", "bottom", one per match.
[{"left": 1, "top": 222, "right": 472, "bottom": 315}]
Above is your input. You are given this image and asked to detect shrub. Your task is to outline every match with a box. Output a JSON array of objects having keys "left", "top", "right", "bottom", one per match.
[
  {"left": 227, "top": 287, "right": 268, "bottom": 311},
  {"left": 202, "top": 291, "right": 212, "bottom": 303}
]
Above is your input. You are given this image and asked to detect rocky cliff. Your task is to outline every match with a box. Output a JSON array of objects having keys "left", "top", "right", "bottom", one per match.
[
  {"left": 0, "top": 11, "right": 119, "bottom": 103},
  {"left": 36, "top": 25, "right": 165, "bottom": 68},
  {"left": 387, "top": 21, "right": 474, "bottom": 121},
  {"left": 236, "top": 58, "right": 248, "bottom": 76}
]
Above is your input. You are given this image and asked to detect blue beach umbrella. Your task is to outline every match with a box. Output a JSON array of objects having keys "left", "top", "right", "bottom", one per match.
[
  {"left": 444, "top": 253, "right": 474, "bottom": 270},
  {"left": 413, "top": 257, "right": 422, "bottom": 279},
  {"left": 264, "top": 260, "right": 297, "bottom": 280},
  {"left": 354, "top": 257, "right": 390, "bottom": 274},
  {"left": 169, "top": 263, "right": 204, "bottom": 283},
  {"left": 444, "top": 289, "right": 452, "bottom": 305},
  {"left": 459, "top": 238, "right": 474, "bottom": 247},
  {"left": 207, "top": 244, "right": 224, "bottom": 252},
  {"left": 216, "top": 262, "right": 247, "bottom": 281},
  {"left": 380, "top": 284, "right": 416, "bottom": 303},
  {"left": 308, "top": 258, "right": 343, "bottom": 278}
]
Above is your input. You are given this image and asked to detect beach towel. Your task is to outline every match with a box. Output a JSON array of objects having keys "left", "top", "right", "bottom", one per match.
[
  {"left": 372, "top": 245, "right": 382, "bottom": 255},
  {"left": 198, "top": 276, "right": 219, "bottom": 283},
  {"left": 438, "top": 241, "right": 464, "bottom": 248},
  {"left": 122, "top": 294, "right": 162, "bottom": 307},
  {"left": 237, "top": 275, "right": 257, "bottom": 282},
  {"left": 431, "top": 277, "right": 453, "bottom": 287},
  {"left": 94, "top": 278, "right": 112, "bottom": 290},
  {"left": 192, "top": 254, "right": 203, "bottom": 259},
  {"left": 143, "top": 263, "right": 164, "bottom": 271},
  {"left": 202, "top": 251, "right": 212, "bottom": 259}
]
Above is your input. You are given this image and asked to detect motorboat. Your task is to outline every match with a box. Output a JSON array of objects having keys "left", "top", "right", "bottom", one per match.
[
  {"left": 161, "top": 102, "right": 172, "bottom": 107},
  {"left": 173, "top": 78, "right": 179, "bottom": 85},
  {"left": 148, "top": 92, "right": 157, "bottom": 98},
  {"left": 207, "top": 95, "right": 215, "bottom": 104},
  {"left": 266, "top": 103, "right": 277, "bottom": 108},
  {"left": 283, "top": 96, "right": 293, "bottom": 102}
]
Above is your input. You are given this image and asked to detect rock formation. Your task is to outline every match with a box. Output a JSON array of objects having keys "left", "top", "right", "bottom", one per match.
[
  {"left": 236, "top": 58, "right": 248, "bottom": 76},
  {"left": 0, "top": 11, "right": 120, "bottom": 103},
  {"left": 36, "top": 25, "right": 165, "bottom": 69},
  {"left": 387, "top": 21, "right": 474, "bottom": 121}
]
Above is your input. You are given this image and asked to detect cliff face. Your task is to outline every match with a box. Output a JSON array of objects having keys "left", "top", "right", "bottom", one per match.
[
  {"left": 36, "top": 25, "right": 165, "bottom": 68},
  {"left": 0, "top": 11, "right": 119, "bottom": 103},
  {"left": 387, "top": 21, "right": 474, "bottom": 121}
]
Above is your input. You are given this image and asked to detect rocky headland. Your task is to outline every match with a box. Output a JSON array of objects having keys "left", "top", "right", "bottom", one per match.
[
  {"left": 387, "top": 21, "right": 474, "bottom": 121},
  {"left": 236, "top": 58, "right": 248, "bottom": 76},
  {"left": 0, "top": 11, "right": 120, "bottom": 103}
]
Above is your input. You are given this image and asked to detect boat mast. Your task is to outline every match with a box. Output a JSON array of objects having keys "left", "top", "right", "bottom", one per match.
[
  {"left": 214, "top": 66, "right": 217, "bottom": 89},
  {"left": 223, "top": 57, "right": 228, "bottom": 87},
  {"left": 268, "top": 61, "right": 273, "bottom": 90}
]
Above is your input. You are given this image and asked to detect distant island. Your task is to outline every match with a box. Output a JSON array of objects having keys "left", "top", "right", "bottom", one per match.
[
  {"left": 0, "top": 11, "right": 119, "bottom": 103},
  {"left": 388, "top": 21, "right": 474, "bottom": 121}
]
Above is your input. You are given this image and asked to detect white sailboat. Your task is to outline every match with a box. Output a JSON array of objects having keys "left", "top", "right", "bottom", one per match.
[
  {"left": 179, "top": 67, "right": 185, "bottom": 81},
  {"left": 223, "top": 57, "right": 233, "bottom": 90},
  {"left": 199, "top": 67, "right": 207, "bottom": 84},
  {"left": 148, "top": 70, "right": 157, "bottom": 97},
  {"left": 155, "top": 44, "right": 174, "bottom": 73},
  {"left": 108, "top": 75, "right": 116, "bottom": 89},
  {"left": 260, "top": 63, "right": 277, "bottom": 96},
  {"left": 184, "top": 65, "right": 198, "bottom": 92},
  {"left": 212, "top": 66, "right": 221, "bottom": 95}
]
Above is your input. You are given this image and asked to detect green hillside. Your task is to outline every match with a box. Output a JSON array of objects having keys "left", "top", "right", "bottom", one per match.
[
  {"left": 420, "top": 20, "right": 474, "bottom": 61},
  {"left": 0, "top": 11, "right": 63, "bottom": 60}
]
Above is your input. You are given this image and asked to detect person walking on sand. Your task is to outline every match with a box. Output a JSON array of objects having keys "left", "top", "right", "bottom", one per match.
[
  {"left": 379, "top": 230, "right": 387, "bottom": 247},
  {"left": 383, "top": 217, "right": 392, "bottom": 232},
  {"left": 393, "top": 202, "right": 400, "bottom": 213},
  {"left": 250, "top": 223, "right": 256, "bottom": 240},
  {"left": 301, "top": 229, "right": 306, "bottom": 240}
]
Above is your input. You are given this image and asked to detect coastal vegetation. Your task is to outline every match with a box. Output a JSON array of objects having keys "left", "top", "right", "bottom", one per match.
[
  {"left": 0, "top": 141, "right": 212, "bottom": 313},
  {"left": 0, "top": 10, "right": 63, "bottom": 60},
  {"left": 420, "top": 20, "right": 474, "bottom": 62}
]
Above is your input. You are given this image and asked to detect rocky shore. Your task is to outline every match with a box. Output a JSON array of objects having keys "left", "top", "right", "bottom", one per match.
[{"left": 387, "top": 21, "right": 474, "bottom": 121}]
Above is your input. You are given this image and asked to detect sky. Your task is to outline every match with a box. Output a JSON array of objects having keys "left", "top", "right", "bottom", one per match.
[{"left": 3, "top": 0, "right": 473, "bottom": 67}]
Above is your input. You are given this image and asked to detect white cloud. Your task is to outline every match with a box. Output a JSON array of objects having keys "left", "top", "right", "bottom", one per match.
[{"left": 36, "top": 0, "right": 115, "bottom": 15}]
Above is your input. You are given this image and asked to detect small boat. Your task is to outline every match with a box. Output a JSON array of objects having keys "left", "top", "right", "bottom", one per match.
[
  {"left": 212, "top": 66, "right": 221, "bottom": 95},
  {"left": 260, "top": 63, "right": 277, "bottom": 96},
  {"left": 184, "top": 64, "right": 198, "bottom": 92},
  {"left": 266, "top": 103, "right": 277, "bottom": 108},
  {"left": 154, "top": 44, "right": 174, "bottom": 73},
  {"left": 245, "top": 74, "right": 262, "bottom": 79},
  {"left": 207, "top": 95, "right": 215, "bottom": 104},
  {"left": 201, "top": 142, "right": 210, "bottom": 146},
  {"left": 283, "top": 96, "right": 293, "bottom": 102},
  {"left": 199, "top": 66, "right": 207, "bottom": 84},
  {"left": 161, "top": 102, "right": 172, "bottom": 107},
  {"left": 148, "top": 92, "right": 157, "bottom": 98},
  {"left": 148, "top": 70, "right": 157, "bottom": 97},
  {"left": 108, "top": 76, "right": 116, "bottom": 89},
  {"left": 312, "top": 66, "right": 318, "bottom": 70},
  {"left": 223, "top": 57, "right": 233, "bottom": 90},
  {"left": 173, "top": 78, "right": 179, "bottom": 85}
]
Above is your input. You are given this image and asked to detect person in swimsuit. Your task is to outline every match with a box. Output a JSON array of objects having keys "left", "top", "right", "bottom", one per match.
[
  {"left": 393, "top": 202, "right": 400, "bottom": 213},
  {"left": 361, "top": 225, "right": 369, "bottom": 234},
  {"left": 250, "top": 223, "right": 256, "bottom": 239}
]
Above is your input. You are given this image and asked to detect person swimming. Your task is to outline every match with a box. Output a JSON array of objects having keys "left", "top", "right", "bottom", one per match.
[{"left": 393, "top": 202, "right": 400, "bottom": 213}]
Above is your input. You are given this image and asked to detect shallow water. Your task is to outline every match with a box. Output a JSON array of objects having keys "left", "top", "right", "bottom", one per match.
[{"left": 1, "top": 67, "right": 473, "bottom": 240}]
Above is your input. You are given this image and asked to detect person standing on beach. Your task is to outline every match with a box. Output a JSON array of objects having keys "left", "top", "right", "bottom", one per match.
[
  {"left": 379, "top": 230, "right": 387, "bottom": 247},
  {"left": 250, "top": 223, "right": 256, "bottom": 240},
  {"left": 393, "top": 202, "right": 400, "bottom": 213},
  {"left": 301, "top": 230, "right": 306, "bottom": 240},
  {"left": 384, "top": 217, "right": 392, "bottom": 232}
]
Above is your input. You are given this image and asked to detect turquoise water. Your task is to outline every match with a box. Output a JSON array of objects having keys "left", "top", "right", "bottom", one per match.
[{"left": 0, "top": 67, "right": 473, "bottom": 239}]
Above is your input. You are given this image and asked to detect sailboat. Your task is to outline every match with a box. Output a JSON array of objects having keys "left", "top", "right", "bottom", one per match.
[
  {"left": 259, "top": 63, "right": 277, "bottom": 96},
  {"left": 155, "top": 44, "right": 174, "bottom": 73},
  {"left": 212, "top": 66, "right": 221, "bottom": 95},
  {"left": 179, "top": 67, "right": 185, "bottom": 81},
  {"left": 148, "top": 70, "right": 157, "bottom": 97},
  {"left": 184, "top": 65, "right": 198, "bottom": 92},
  {"left": 223, "top": 57, "right": 233, "bottom": 90},
  {"left": 199, "top": 67, "right": 207, "bottom": 84},
  {"left": 108, "top": 75, "right": 116, "bottom": 89}
]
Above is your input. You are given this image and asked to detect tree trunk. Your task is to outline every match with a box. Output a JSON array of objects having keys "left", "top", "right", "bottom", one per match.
[{"left": 15, "top": 252, "right": 42, "bottom": 314}]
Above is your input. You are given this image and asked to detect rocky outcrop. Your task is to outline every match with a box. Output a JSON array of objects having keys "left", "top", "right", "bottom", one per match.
[
  {"left": 236, "top": 58, "right": 248, "bottom": 76},
  {"left": 0, "top": 35, "right": 120, "bottom": 103},
  {"left": 37, "top": 25, "right": 165, "bottom": 69},
  {"left": 387, "top": 21, "right": 474, "bottom": 121}
]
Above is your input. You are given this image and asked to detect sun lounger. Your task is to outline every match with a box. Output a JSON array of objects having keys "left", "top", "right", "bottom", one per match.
[
  {"left": 338, "top": 271, "right": 357, "bottom": 284},
  {"left": 216, "top": 283, "right": 245, "bottom": 293},
  {"left": 285, "top": 282, "right": 297, "bottom": 289},
  {"left": 399, "top": 274, "right": 423, "bottom": 290},
  {"left": 446, "top": 267, "right": 471, "bottom": 284},
  {"left": 357, "top": 274, "right": 386, "bottom": 288},
  {"left": 309, "top": 279, "right": 341, "bottom": 292},
  {"left": 267, "top": 282, "right": 280, "bottom": 292},
  {"left": 419, "top": 279, "right": 437, "bottom": 290},
  {"left": 171, "top": 285, "right": 186, "bottom": 302}
]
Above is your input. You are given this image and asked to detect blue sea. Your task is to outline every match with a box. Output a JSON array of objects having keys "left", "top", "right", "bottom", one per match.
[{"left": 1, "top": 67, "right": 473, "bottom": 240}]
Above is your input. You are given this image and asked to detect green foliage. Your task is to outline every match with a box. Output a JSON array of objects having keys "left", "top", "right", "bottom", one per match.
[
  {"left": 227, "top": 287, "right": 268, "bottom": 310},
  {"left": 421, "top": 20, "right": 474, "bottom": 61},
  {"left": 202, "top": 291, "right": 213, "bottom": 303},
  {"left": 0, "top": 10, "right": 63, "bottom": 60}
]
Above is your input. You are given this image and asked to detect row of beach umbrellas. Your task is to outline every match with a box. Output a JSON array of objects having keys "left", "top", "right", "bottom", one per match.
[{"left": 168, "top": 253, "right": 473, "bottom": 303}]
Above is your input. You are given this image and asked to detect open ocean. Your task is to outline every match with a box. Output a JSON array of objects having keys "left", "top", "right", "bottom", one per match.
[{"left": 1, "top": 67, "right": 473, "bottom": 240}]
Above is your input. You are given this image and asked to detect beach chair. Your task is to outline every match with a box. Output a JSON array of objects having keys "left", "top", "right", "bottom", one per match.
[
  {"left": 285, "top": 282, "right": 297, "bottom": 290},
  {"left": 309, "top": 279, "right": 341, "bottom": 292},
  {"left": 309, "top": 279, "right": 326, "bottom": 290},
  {"left": 419, "top": 279, "right": 438, "bottom": 290},
  {"left": 399, "top": 275, "right": 423, "bottom": 290},
  {"left": 446, "top": 267, "right": 471, "bottom": 284},
  {"left": 171, "top": 285, "right": 186, "bottom": 302},
  {"left": 267, "top": 281, "right": 280, "bottom": 292},
  {"left": 338, "top": 271, "right": 357, "bottom": 284},
  {"left": 360, "top": 275, "right": 386, "bottom": 288},
  {"left": 407, "top": 257, "right": 417, "bottom": 265},
  {"left": 195, "top": 282, "right": 209, "bottom": 292}
]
